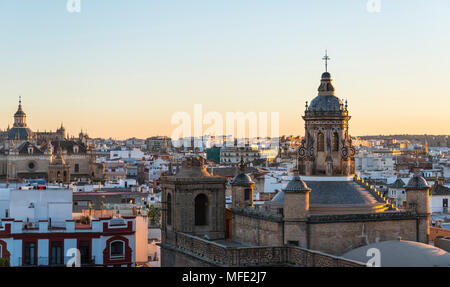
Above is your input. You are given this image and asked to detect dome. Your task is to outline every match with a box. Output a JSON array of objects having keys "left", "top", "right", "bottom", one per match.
[
  {"left": 341, "top": 240, "right": 450, "bottom": 267},
  {"left": 231, "top": 173, "right": 254, "bottom": 186},
  {"left": 406, "top": 175, "right": 430, "bottom": 189},
  {"left": 308, "top": 95, "right": 343, "bottom": 112},
  {"left": 175, "top": 156, "right": 212, "bottom": 178},
  {"left": 283, "top": 176, "right": 310, "bottom": 192},
  {"left": 8, "top": 127, "right": 33, "bottom": 140},
  {"left": 321, "top": 72, "right": 331, "bottom": 79}
]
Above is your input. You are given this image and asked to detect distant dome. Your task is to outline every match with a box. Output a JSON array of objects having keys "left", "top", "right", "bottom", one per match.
[
  {"left": 342, "top": 240, "right": 450, "bottom": 267},
  {"left": 231, "top": 173, "right": 254, "bottom": 186},
  {"left": 308, "top": 95, "right": 343, "bottom": 112},
  {"left": 406, "top": 175, "right": 430, "bottom": 189},
  {"left": 8, "top": 127, "right": 33, "bottom": 140}
]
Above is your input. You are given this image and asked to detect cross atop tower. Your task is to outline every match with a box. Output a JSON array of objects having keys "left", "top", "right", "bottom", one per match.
[{"left": 322, "top": 50, "right": 330, "bottom": 72}]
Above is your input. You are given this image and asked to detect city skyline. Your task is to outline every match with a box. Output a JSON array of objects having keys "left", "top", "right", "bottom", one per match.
[{"left": 1, "top": 1, "right": 449, "bottom": 139}]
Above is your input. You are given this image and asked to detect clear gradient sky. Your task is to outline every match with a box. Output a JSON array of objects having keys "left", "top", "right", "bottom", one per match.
[{"left": 0, "top": 0, "right": 449, "bottom": 139}]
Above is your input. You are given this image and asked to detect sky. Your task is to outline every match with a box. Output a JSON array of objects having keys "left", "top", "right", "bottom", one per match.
[{"left": 0, "top": 0, "right": 449, "bottom": 139}]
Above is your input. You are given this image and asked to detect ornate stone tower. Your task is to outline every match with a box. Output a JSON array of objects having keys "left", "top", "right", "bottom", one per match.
[
  {"left": 298, "top": 52, "right": 355, "bottom": 176},
  {"left": 405, "top": 174, "right": 431, "bottom": 243},
  {"left": 48, "top": 144, "right": 71, "bottom": 184},
  {"left": 160, "top": 156, "right": 227, "bottom": 246},
  {"left": 230, "top": 158, "right": 254, "bottom": 208},
  {"left": 7, "top": 97, "right": 34, "bottom": 141}
]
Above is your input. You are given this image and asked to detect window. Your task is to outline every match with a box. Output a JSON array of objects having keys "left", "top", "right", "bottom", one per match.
[
  {"left": 287, "top": 241, "right": 299, "bottom": 246},
  {"left": 167, "top": 193, "right": 172, "bottom": 225},
  {"left": 110, "top": 241, "right": 125, "bottom": 258},
  {"left": 74, "top": 164, "right": 79, "bottom": 173},
  {"left": 79, "top": 240, "right": 90, "bottom": 265},
  {"left": 444, "top": 199, "right": 448, "bottom": 208},
  {"left": 317, "top": 132, "right": 325, "bottom": 152},
  {"left": 195, "top": 194, "right": 208, "bottom": 226},
  {"left": 24, "top": 242, "right": 36, "bottom": 266},
  {"left": 50, "top": 241, "right": 63, "bottom": 265},
  {"left": 332, "top": 132, "right": 339, "bottom": 152},
  {"left": 245, "top": 189, "right": 251, "bottom": 201}
]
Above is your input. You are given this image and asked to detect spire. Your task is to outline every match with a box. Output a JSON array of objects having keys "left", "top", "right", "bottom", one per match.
[
  {"left": 239, "top": 155, "right": 246, "bottom": 173},
  {"left": 52, "top": 141, "right": 66, "bottom": 165},
  {"left": 318, "top": 50, "right": 334, "bottom": 96},
  {"left": 322, "top": 50, "right": 330, "bottom": 73}
]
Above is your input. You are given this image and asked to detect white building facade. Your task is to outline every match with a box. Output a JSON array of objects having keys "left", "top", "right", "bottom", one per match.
[{"left": 0, "top": 186, "right": 137, "bottom": 267}]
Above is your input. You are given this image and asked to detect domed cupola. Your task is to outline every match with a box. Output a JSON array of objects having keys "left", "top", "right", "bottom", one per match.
[
  {"left": 231, "top": 157, "right": 254, "bottom": 186},
  {"left": 317, "top": 72, "right": 335, "bottom": 95},
  {"left": 307, "top": 71, "right": 344, "bottom": 113},
  {"left": 406, "top": 175, "right": 430, "bottom": 189},
  {"left": 306, "top": 51, "right": 346, "bottom": 114},
  {"left": 8, "top": 97, "right": 34, "bottom": 140},
  {"left": 283, "top": 176, "right": 310, "bottom": 192},
  {"left": 14, "top": 97, "right": 28, "bottom": 127}
]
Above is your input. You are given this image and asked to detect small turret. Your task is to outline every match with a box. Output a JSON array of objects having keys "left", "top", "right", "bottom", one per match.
[{"left": 230, "top": 156, "right": 255, "bottom": 208}]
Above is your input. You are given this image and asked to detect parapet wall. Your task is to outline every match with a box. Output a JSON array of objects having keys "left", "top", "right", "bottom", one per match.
[
  {"left": 430, "top": 227, "right": 450, "bottom": 242},
  {"left": 160, "top": 232, "right": 364, "bottom": 267}
]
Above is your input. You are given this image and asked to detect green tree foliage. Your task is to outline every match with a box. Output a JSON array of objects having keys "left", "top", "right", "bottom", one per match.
[
  {"left": 0, "top": 258, "right": 10, "bottom": 267},
  {"left": 147, "top": 204, "right": 161, "bottom": 226}
]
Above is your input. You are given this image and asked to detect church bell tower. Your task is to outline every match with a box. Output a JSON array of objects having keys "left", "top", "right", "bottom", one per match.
[{"left": 298, "top": 52, "right": 355, "bottom": 176}]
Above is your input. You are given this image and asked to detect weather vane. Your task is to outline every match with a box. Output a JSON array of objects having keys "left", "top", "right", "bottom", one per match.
[{"left": 322, "top": 50, "right": 330, "bottom": 72}]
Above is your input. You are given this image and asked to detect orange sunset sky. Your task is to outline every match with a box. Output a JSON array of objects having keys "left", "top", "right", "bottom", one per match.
[{"left": 1, "top": 1, "right": 449, "bottom": 139}]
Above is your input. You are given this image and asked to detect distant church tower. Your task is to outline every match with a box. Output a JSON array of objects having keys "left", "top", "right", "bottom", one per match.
[
  {"left": 230, "top": 157, "right": 254, "bottom": 208},
  {"left": 48, "top": 143, "right": 71, "bottom": 184},
  {"left": 298, "top": 52, "right": 355, "bottom": 176},
  {"left": 160, "top": 156, "right": 227, "bottom": 247}
]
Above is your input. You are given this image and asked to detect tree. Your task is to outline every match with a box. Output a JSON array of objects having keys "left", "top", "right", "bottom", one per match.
[
  {"left": 147, "top": 204, "right": 161, "bottom": 226},
  {"left": 0, "top": 258, "right": 10, "bottom": 267}
]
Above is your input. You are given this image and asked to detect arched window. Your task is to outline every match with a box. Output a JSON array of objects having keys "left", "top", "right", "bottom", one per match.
[
  {"left": 110, "top": 241, "right": 125, "bottom": 258},
  {"left": 317, "top": 132, "right": 325, "bottom": 152},
  {"left": 332, "top": 132, "right": 339, "bottom": 152},
  {"left": 244, "top": 189, "right": 251, "bottom": 201},
  {"left": 195, "top": 194, "right": 208, "bottom": 226},
  {"left": 167, "top": 193, "right": 172, "bottom": 226}
]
